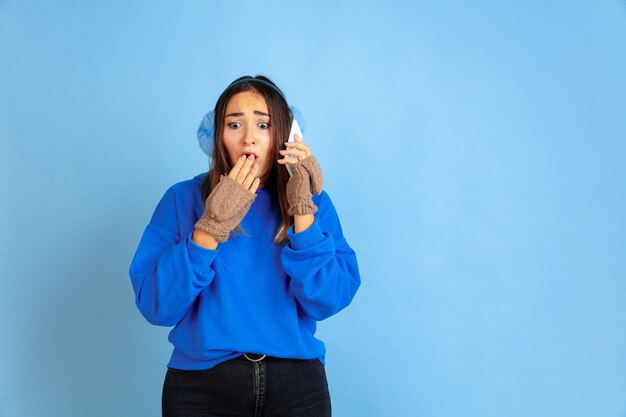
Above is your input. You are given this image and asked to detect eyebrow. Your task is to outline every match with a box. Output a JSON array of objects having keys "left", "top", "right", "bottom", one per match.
[{"left": 225, "top": 110, "right": 270, "bottom": 117}]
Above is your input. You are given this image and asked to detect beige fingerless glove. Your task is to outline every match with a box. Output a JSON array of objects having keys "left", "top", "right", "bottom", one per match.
[
  {"left": 194, "top": 175, "right": 257, "bottom": 242},
  {"left": 286, "top": 156, "right": 324, "bottom": 216}
]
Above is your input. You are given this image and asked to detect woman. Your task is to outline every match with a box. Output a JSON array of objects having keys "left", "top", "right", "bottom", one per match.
[{"left": 129, "top": 75, "right": 361, "bottom": 417}]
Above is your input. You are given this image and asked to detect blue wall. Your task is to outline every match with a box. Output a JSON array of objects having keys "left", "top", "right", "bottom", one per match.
[{"left": 1, "top": 1, "right": 625, "bottom": 416}]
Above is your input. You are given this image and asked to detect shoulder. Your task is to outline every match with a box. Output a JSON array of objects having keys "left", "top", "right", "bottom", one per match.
[
  {"left": 311, "top": 189, "right": 354, "bottom": 246},
  {"left": 312, "top": 189, "right": 337, "bottom": 213},
  {"left": 151, "top": 173, "right": 206, "bottom": 225},
  {"left": 312, "top": 189, "right": 344, "bottom": 234},
  {"left": 159, "top": 172, "right": 207, "bottom": 207},
  {"left": 166, "top": 172, "right": 207, "bottom": 197}
]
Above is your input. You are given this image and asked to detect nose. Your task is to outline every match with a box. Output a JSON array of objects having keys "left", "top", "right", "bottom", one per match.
[{"left": 242, "top": 125, "right": 255, "bottom": 145}]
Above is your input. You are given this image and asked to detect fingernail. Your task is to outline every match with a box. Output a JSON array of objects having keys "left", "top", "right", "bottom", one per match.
[
  {"left": 240, "top": 155, "right": 246, "bottom": 160},
  {"left": 248, "top": 154, "right": 254, "bottom": 160}
]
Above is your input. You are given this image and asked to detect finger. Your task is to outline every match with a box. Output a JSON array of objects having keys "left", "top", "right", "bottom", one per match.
[
  {"left": 294, "top": 134, "right": 303, "bottom": 143},
  {"left": 285, "top": 140, "right": 310, "bottom": 156},
  {"left": 249, "top": 177, "right": 260, "bottom": 193},
  {"left": 287, "top": 142, "right": 311, "bottom": 156},
  {"left": 235, "top": 154, "right": 256, "bottom": 183},
  {"left": 228, "top": 154, "right": 248, "bottom": 179},
  {"left": 279, "top": 149, "right": 307, "bottom": 160},
  {"left": 242, "top": 162, "right": 259, "bottom": 189},
  {"left": 277, "top": 156, "right": 300, "bottom": 165}
]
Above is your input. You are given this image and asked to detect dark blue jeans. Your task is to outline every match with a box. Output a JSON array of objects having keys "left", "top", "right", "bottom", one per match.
[{"left": 162, "top": 354, "right": 331, "bottom": 417}]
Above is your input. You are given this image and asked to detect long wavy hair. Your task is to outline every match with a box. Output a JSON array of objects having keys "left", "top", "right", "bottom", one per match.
[{"left": 200, "top": 75, "right": 294, "bottom": 244}]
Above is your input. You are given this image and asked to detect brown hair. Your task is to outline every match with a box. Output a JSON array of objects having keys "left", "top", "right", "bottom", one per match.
[{"left": 200, "top": 75, "right": 293, "bottom": 244}]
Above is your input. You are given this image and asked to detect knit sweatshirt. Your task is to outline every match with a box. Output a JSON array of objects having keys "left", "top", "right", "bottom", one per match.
[{"left": 129, "top": 173, "right": 361, "bottom": 370}]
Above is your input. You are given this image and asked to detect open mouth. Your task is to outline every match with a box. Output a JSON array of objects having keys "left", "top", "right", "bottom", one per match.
[{"left": 241, "top": 152, "right": 259, "bottom": 160}]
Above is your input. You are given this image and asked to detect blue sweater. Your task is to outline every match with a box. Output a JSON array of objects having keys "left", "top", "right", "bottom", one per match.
[{"left": 129, "top": 173, "right": 361, "bottom": 370}]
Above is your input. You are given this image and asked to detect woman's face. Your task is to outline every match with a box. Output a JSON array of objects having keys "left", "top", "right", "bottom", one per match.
[{"left": 222, "top": 90, "right": 273, "bottom": 187}]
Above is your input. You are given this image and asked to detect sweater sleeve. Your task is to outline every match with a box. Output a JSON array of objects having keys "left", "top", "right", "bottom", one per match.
[
  {"left": 129, "top": 185, "right": 218, "bottom": 327},
  {"left": 280, "top": 191, "right": 361, "bottom": 321}
]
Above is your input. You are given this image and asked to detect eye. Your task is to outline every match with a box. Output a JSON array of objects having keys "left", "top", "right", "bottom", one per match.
[
  {"left": 227, "top": 121, "right": 241, "bottom": 129},
  {"left": 258, "top": 122, "right": 270, "bottom": 129}
]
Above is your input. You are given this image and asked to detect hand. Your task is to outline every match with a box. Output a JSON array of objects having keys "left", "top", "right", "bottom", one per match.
[
  {"left": 278, "top": 135, "right": 323, "bottom": 216},
  {"left": 228, "top": 154, "right": 262, "bottom": 192},
  {"left": 277, "top": 133, "right": 312, "bottom": 166},
  {"left": 194, "top": 155, "right": 260, "bottom": 242}
]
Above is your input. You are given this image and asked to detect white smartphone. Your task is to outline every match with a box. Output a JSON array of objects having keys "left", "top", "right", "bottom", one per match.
[{"left": 285, "top": 119, "right": 302, "bottom": 177}]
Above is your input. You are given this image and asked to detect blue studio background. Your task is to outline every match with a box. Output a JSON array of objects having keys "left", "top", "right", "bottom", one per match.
[{"left": 1, "top": 1, "right": 625, "bottom": 416}]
